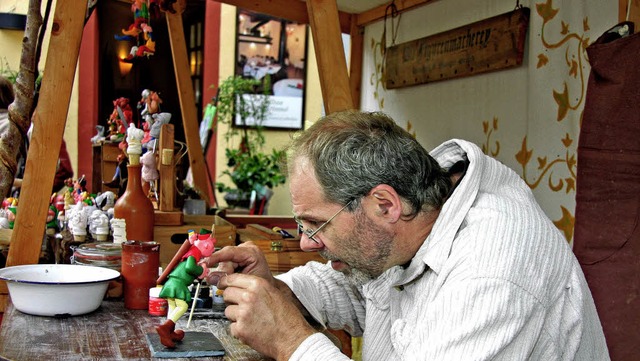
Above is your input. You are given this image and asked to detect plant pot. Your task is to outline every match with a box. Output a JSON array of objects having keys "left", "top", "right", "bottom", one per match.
[{"left": 223, "top": 192, "right": 251, "bottom": 209}]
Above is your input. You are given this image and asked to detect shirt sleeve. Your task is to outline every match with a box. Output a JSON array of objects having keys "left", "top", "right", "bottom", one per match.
[
  {"left": 397, "top": 277, "right": 549, "bottom": 360},
  {"left": 288, "top": 333, "right": 353, "bottom": 361},
  {"left": 276, "top": 261, "right": 366, "bottom": 337}
]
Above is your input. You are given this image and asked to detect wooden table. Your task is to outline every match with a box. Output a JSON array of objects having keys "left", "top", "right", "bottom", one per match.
[{"left": 0, "top": 300, "right": 267, "bottom": 361}]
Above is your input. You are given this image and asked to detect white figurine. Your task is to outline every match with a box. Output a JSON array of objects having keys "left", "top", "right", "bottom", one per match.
[
  {"left": 110, "top": 218, "right": 127, "bottom": 244},
  {"left": 68, "top": 202, "right": 88, "bottom": 242},
  {"left": 126, "top": 123, "right": 145, "bottom": 164}
]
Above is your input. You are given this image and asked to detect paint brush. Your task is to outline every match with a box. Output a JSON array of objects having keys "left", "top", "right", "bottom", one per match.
[{"left": 187, "top": 281, "right": 202, "bottom": 328}]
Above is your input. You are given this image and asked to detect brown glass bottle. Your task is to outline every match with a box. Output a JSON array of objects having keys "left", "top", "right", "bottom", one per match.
[{"left": 113, "top": 164, "right": 155, "bottom": 242}]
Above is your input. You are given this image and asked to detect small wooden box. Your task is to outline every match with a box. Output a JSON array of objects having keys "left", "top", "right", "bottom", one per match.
[
  {"left": 238, "top": 224, "right": 325, "bottom": 274},
  {"left": 154, "top": 215, "right": 236, "bottom": 268}
]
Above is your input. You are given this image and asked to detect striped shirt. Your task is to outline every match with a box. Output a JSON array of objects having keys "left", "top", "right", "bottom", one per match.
[{"left": 278, "top": 139, "right": 609, "bottom": 360}]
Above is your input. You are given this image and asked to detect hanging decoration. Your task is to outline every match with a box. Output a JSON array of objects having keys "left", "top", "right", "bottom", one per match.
[
  {"left": 115, "top": 0, "right": 163, "bottom": 62},
  {"left": 385, "top": 6, "right": 530, "bottom": 88}
]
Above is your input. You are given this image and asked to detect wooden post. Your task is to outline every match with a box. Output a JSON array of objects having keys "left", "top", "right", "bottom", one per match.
[
  {"left": 6, "top": 1, "right": 87, "bottom": 267},
  {"left": 158, "top": 123, "right": 175, "bottom": 212},
  {"left": 619, "top": 0, "right": 640, "bottom": 28},
  {"left": 165, "top": 8, "right": 211, "bottom": 207},
  {"left": 306, "top": 0, "right": 354, "bottom": 113},
  {"left": 349, "top": 14, "right": 364, "bottom": 109}
]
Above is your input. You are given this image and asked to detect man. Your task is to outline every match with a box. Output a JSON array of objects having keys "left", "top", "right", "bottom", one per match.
[{"left": 206, "top": 110, "right": 609, "bottom": 360}]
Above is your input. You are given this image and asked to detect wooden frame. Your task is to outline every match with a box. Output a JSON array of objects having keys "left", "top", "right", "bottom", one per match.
[
  {"left": 4, "top": 0, "right": 504, "bottom": 311},
  {"left": 2, "top": 0, "right": 357, "bottom": 311}
]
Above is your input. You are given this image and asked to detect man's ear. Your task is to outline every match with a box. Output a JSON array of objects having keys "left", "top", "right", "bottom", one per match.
[{"left": 368, "top": 184, "right": 402, "bottom": 223}]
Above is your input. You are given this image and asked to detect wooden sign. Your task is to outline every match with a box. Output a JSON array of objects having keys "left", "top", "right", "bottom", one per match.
[{"left": 385, "top": 7, "right": 530, "bottom": 88}]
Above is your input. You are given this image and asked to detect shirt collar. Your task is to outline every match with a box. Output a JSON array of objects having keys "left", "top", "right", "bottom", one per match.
[{"left": 389, "top": 139, "right": 484, "bottom": 287}]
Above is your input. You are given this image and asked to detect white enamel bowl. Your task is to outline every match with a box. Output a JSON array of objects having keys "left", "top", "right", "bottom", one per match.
[{"left": 0, "top": 264, "right": 120, "bottom": 317}]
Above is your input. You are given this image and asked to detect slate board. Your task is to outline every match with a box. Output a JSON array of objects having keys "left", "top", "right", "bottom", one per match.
[{"left": 146, "top": 331, "right": 226, "bottom": 358}]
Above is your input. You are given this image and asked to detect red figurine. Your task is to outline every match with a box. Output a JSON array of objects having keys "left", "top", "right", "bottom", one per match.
[{"left": 155, "top": 229, "right": 216, "bottom": 348}]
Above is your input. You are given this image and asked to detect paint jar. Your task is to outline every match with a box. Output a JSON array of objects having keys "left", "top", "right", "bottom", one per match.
[
  {"left": 148, "top": 286, "right": 168, "bottom": 316},
  {"left": 72, "top": 242, "right": 123, "bottom": 299},
  {"left": 121, "top": 241, "right": 160, "bottom": 310}
]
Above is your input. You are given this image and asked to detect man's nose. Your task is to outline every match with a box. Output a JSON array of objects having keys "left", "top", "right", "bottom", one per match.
[{"left": 299, "top": 233, "right": 324, "bottom": 252}]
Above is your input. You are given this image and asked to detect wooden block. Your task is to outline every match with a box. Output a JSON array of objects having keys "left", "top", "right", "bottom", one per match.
[
  {"left": 154, "top": 210, "right": 183, "bottom": 226},
  {"left": 154, "top": 216, "right": 236, "bottom": 268},
  {"left": 237, "top": 230, "right": 324, "bottom": 273},
  {"left": 158, "top": 124, "right": 175, "bottom": 212},
  {"left": 223, "top": 214, "right": 298, "bottom": 230},
  {"left": 246, "top": 224, "right": 282, "bottom": 239}
]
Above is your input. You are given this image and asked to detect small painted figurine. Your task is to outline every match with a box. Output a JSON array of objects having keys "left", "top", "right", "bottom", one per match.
[
  {"left": 127, "top": 123, "right": 145, "bottom": 165},
  {"left": 156, "top": 229, "right": 216, "bottom": 348},
  {"left": 91, "top": 125, "right": 106, "bottom": 145},
  {"left": 73, "top": 175, "right": 87, "bottom": 204},
  {"left": 141, "top": 151, "right": 159, "bottom": 200}
]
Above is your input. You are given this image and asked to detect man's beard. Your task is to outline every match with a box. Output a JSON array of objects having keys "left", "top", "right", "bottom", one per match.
[{"left": 320, "top": 209, "right": 393, "bottom": 287}]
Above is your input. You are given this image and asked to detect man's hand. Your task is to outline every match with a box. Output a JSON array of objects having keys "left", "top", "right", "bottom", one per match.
[
  {"left": 203, "top": 242, "right": 317, "bottom": 359},
  {"left": 219, "top": 273, "right": 317, "bottom": 360},
  {"left": 203, "top": 242, "right": 273, "bottom": 285}
]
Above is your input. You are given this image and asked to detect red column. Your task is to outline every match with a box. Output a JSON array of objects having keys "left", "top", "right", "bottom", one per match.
[
  {"left": 203, "top": 0, "right": 221, "bottom": 206},
  {"left": 78, "top": 10, "right": 100, "bottom": 190}
]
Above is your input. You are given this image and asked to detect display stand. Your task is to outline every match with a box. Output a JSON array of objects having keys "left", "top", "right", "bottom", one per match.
[{"left": 2, "top": 0, "right": 354, "bottom": 313}]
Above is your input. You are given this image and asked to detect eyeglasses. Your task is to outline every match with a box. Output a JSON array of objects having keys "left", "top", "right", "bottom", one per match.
[{"left": 294, "top": 200, "right": 352, "bottom": 244}]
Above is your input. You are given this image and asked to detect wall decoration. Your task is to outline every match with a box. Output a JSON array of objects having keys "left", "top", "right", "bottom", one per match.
[
  {"left": 385, "top": 7, "right": 530, "bottom": 88},
  {"left": 234, "top": 9, "right": 308, "bottom": 130}
]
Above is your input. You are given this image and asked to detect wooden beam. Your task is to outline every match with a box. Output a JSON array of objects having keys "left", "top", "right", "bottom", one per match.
[
  {"left": 158, "top": 124, "right": 176, "bottom": 211},
  {"left": 215, "top": 0, "right": 352, "bottom": 34},
  {"left": 356, "top": 0, "right": 437, "bottom": 27},
  {"left": 7, "top": 0, "right": 87, "bottom": 267},
  {"left": 619, "top": 0, "right": 640, "bottom": 28},
  {"left": 349, "top": 14, "right": 363, "bottom": 109},
  {"left": 165, "top": 9, "right": 212, "bottom": 206},
  {"left": 306, "top": 0, "right": 354, "bottom": 113}
]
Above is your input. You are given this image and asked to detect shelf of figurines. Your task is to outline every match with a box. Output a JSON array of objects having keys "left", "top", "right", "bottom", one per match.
[{"left": 0, "top": 185, "right": 236, "bottom": 268}]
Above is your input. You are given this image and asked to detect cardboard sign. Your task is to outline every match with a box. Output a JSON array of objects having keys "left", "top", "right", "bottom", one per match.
[{"left": 385, "top": 7, "right": 530, "bottom": 88}]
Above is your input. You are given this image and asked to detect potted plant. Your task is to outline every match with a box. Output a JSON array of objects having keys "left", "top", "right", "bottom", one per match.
[{"left": 214, "top": 75, "right": 286, "bottom": 210}]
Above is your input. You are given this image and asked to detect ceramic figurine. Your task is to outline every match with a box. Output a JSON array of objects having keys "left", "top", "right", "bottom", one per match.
[
  {"left": 73, "top": 175, "right": 88, "bottom": 204},
  {"left": 91, "top": 125, "right": 106, "bottom": 145},
  {"left": 155, "top": 229, "right": 216, "bottom": 348},
  {"left": 67, "top": 202, "right": 88, "bottom": 242},
  {"left": 126, "top": 123, "right": 145, "bottom": 165},
  {"left": 139, "top": 89, "right": 162, "bottom": 117},
  {"left": 140, "top": 151, "right": 159, "bottom": 200},
  {"left": 107, "top": 97, "right": 133, "bottom": 142},
  {"left": 110, "top": 218, "right": 127, "bottom": 244},
  {"left": 89, "top": 209, "right": 110, "bottom": 241},
  {"left": 95, "top": 191, "right": 116, "bottom": 211},
  {"left": 144, "top": 112, "right": 171, "bottom": 151},
  {"left": 45, "top": 205, "right": 59, "bottom": 235}
]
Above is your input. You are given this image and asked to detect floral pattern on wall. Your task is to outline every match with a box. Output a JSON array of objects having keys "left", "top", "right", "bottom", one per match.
[
  {"left": 363, "top": 0, "right": 608, "bottom": 243},
  {"left": 513, "top": 0, "right": 591, "bottom": 241}
]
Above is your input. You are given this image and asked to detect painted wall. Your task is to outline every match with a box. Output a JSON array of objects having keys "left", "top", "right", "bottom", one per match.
[
  {"left": 359, "top": 0, "right": 617, "bottom": 242},
  {"left": 1, "top": 0, "right": 621, "bottom": 227}
]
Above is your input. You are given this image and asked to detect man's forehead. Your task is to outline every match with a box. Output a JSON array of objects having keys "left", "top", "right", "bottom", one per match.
[{"left": 289, "top": 158, "right": 324, "bottom": 211}]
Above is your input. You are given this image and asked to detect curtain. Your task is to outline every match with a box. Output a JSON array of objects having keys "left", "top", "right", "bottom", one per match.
[{"left": 574, "top": 22, "right": 640, "bottom": 361}]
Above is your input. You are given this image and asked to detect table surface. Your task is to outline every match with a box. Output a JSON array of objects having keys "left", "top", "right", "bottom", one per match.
[{"left": 0, "top": 300, "right": 268, "bottom": 361}]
